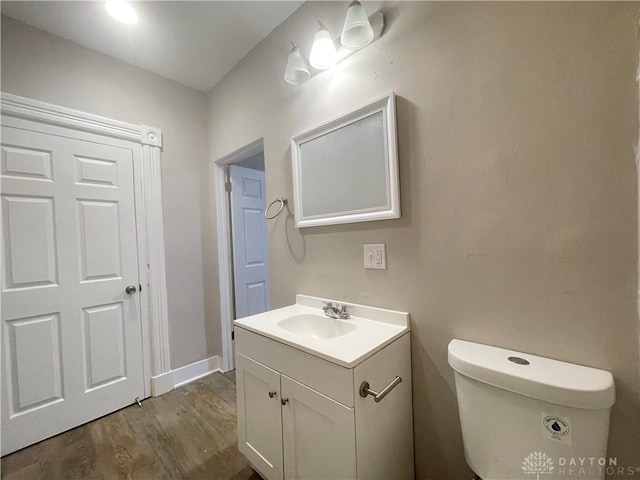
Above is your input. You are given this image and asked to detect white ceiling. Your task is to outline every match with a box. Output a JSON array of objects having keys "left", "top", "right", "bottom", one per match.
[{"left": 1, "top": 1, "right": 303, "bottom": 92}]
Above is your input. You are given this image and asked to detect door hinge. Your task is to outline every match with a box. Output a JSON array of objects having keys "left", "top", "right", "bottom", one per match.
[
  {"left": 231, "top": 330, "right": 235, "bottom": 340},
  {"left": 225, "top": 182, "right": 232, "bottom": 193},
  {"left": 139, "top": 283, "right": 142, "bottom": 292}
]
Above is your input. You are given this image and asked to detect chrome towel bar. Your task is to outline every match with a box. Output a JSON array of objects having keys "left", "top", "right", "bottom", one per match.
[{"left": 359, "top": 376, "right": 402, "bottom": 403}]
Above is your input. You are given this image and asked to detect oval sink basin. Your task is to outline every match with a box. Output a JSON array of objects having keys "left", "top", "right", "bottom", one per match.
[{"left": 277, "top": 314, "right": 357, "bottom": 339}]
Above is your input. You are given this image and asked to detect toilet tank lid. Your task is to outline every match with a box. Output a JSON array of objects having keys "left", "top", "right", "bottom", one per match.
[{"left": 448, "top": 339, "right": 615, "bottom": 409}]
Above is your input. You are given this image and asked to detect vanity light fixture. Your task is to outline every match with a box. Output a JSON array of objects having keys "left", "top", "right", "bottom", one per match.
[
  {"left": 284, "top": 43, "right": 312, "bottom": 85},
  {"left": 284, "top": 5, "right": 385, "bottom": 85},
  {"left": 309, "top": 22, "right": 338, "bottom": 70},
  {"left": 105, "top": 0, "right": 138, "bottom": 25},
  {"left": 341, "top": 1, "right": 374, "bottom": 50}
]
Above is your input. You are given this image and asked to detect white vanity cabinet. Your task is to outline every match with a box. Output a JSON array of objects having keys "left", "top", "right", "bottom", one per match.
[
  {"left": 235, "top": 354, "right": 284, "bottom": 479},
  {"left": 235, "top": 325, "right": 413, "bottom": 480}
]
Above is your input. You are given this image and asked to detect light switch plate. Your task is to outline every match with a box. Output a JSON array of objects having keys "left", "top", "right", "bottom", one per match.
[{"left": 364, "top": 244, "right": 387, "bottom": 269}]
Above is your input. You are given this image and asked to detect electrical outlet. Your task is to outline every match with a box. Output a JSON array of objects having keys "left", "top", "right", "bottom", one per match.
[{"left": 364, "top": 244, "right": 386, "bottom": 270}]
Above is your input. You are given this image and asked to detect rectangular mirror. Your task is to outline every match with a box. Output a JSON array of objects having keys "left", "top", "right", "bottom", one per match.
[{"left": 291, "top": 92, "right": 400, "bottom": 228}]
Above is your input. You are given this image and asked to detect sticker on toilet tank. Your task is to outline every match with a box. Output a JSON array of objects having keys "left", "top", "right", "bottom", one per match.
[{"left": 542, "top": 414, "right": 572, "bottom": 444}]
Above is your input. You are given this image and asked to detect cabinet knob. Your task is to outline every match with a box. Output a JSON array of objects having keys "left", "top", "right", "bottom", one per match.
[
  {"left": 268, "top": 390, "right": 276, "bottom": 398},
  {"left": 281, "top": 398, "right": 289, "bottom": 406}
]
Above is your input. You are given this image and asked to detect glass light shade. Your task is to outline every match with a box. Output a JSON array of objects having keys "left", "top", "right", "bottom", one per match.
[
  {"left": 284, "top": 46, "right": 311, "bottom": 85},
  {"left": 105, "top": 0, "right": 138, "bottom": 25},
  {"left": 341, "top": 1, "right": 373, "bottom": 50},
  {"left": 309, "top": 24, "right": 337, "bottom": 70}
]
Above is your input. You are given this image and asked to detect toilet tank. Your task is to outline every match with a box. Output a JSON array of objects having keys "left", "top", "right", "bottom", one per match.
[{"left": 448, "top": 340, "right": 615, "bottom": 480}]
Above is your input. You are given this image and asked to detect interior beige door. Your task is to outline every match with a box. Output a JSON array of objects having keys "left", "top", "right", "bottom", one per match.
[{"left": 1, "top": 124, "right": 144, "bottom": 455}]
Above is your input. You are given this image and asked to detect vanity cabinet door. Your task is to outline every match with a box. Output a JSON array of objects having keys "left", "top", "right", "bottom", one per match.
[
  {"left": 236, "top": 354, "right": 283, "bottom": 480},
  {"left": 281, "top": 375, "right": 356, "bottom": 480}
]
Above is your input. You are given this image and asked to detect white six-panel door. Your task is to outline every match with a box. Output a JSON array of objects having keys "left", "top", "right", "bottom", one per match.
[
  {"left": 1, "top": 124, "right": 144, "bottom": 455},
  {"left": 230, "top": 164, "right": 270, "bottom": 319}
]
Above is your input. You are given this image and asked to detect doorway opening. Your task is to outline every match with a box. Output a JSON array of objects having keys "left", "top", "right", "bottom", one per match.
[{"left": 213, "top": 139, "right": 271, "bottom": 372}]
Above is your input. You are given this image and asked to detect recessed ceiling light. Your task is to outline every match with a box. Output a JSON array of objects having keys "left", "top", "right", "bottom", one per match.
[{"left": 105, "top": 0, "right": 138, "bottom": 25}]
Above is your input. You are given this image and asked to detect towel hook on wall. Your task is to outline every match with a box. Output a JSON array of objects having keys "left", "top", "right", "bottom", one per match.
[{"left": 264, "top": 197, "right": 288, "bottom": 219}]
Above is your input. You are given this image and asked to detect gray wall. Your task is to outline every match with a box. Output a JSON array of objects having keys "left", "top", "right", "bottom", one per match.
[
  {"left": 207, "top": 2, "right": 640, "bottom": 477},
  {"left": 1, "top": 15, "right": 221, "bottom": 370}
]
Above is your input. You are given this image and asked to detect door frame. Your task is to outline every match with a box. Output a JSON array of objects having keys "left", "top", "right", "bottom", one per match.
[
  {"left": 211, "top": 138, "right": 264, "bottom": 372},
  {"left": 1, "top": 92, "right": 173, "bottom": 398}
]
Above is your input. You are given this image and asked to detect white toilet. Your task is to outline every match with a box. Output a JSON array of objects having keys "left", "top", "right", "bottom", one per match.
[{"left": 448, "top": 339, "right": 615, "bottom": 480}]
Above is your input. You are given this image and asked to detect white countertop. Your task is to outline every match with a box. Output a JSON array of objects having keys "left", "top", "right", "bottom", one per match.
[{"left": 233, "top": 295, "right": 410, "bottom": 368}]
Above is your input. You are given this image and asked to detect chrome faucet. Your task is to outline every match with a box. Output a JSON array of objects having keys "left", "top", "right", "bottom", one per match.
[{"left": 322, "top": 302, "right": 350, "bottom": 319}]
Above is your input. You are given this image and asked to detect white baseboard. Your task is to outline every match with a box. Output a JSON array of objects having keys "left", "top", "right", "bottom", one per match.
[
  {"left": 173, "top": 355, "right": 222, "bottom": 388},
  {"left": 149, "top": 355, "right": 223, "bottom": 397},
  {"left": 151, "top": 371, "right": 175, "bottom": 397}
]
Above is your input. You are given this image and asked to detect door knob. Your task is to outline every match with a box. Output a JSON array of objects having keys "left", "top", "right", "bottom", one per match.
[
  {"left": 268, "top": 391, "right": 277, "bottom": 398},
  {"left": 281, "top": 398, "right": 289, "bottom": 406},
  {"left": 125, "top": 285, "right": 137, "bottom": 294}
]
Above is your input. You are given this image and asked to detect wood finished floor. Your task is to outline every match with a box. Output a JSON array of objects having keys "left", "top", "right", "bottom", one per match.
[{"left": 1, "top": 371, "right": 260, "bottom": 480}]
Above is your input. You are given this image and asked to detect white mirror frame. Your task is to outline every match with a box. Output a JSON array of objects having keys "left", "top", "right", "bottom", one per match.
[{"left": 291, "top": 92, "right": 400, "bottom": 228}]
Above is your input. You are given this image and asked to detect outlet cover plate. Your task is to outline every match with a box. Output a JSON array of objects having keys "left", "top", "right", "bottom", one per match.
[{"left": 364, "top": 244, "right": 386, "bottom": 269}]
